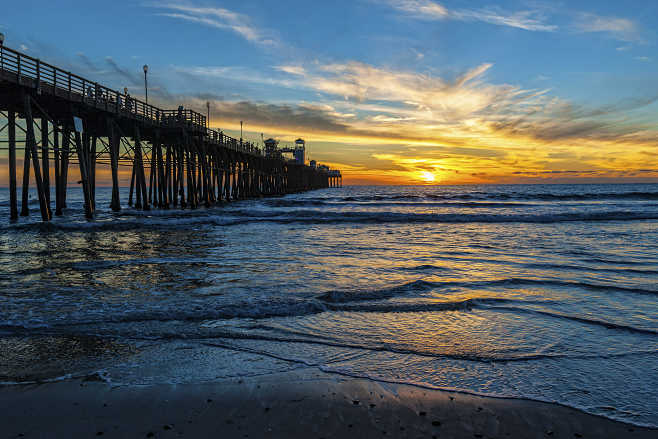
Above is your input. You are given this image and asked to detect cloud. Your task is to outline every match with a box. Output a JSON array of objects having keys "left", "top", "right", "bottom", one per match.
[
  {"left": 178, "top": 57, "right": 658, "bottom": 152},
  {"left": 573, "top": 13, "right": 641, "bottom": 42},
  {"left": 635, "top": 56, "right": 651, "bottom": 62},
  {"left": 104, "top": 56, "right": 142, "bottom": 86},
  {"left": 148, "top": 3, "right": 280, "bottom": 47},
  {"left": 275, "top": 65, "right": 306, "bottom": 76},
  {"left": 385, "top": 0, "right": 557, "bottom": 31},
  {"left": 451, "top": 8, "right": 556, "bottom": 32},
  {"left": 387, "top": 0, "right": 449, "bottom": 18},
  {"left": 454, "top": 63, "right": 492, "bottom": 87},
  {"left": 203, "top": 99, "right": 353, "bottom": 134},
  {"left": 386, "top": 1, "right": 643, "bottom": 42}
]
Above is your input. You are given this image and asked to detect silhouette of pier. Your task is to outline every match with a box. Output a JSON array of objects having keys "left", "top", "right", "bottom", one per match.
[{"left": 0, "top": 44, "right": 341, "bottom": 222}]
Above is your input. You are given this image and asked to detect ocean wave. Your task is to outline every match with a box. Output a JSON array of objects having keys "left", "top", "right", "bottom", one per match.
[
  {"left": 454, "top": 277, "right": 658, "bottom": 296},
  {"left": 199, "top": 334, "right": 658, "bottom": 365},
  {"left": 10, "top": 209, "right": 657, "bottom": 232},
  {"left": 318, "top": 279, "right": 436, "bottom": 302},
  {"left": 266, "top": 199, "right": 536, "bottom": 208},
  {"left": 520, "top": 262, "right": 658, "bottom": 276},
  {"left": 398, "top": 264, "right": 453, "bottom": 272},
  {"left": 334, "top": 191, "right": 658, "bottom": 202},
  {"left": 0, "top": 299, "right": 329, "bottom": 330},
  {"left": 151, "top": 209, "right": 658, "bottom": 225},
  {"left": 318, "top": 278, "right": 658, "bottom": 303},
  {"left": 482, "top": 305, "right": 658, "bottom": 336}
]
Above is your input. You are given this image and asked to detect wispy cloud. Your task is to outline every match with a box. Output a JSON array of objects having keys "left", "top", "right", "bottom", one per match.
[
  {"left": 148, "top": 3, "right": 280, "bottom": 47},
  {"left": 385, "top": 1, "right": 644, "bottom": 42},
  {"left": 385, "top": 0, "right": 557, "bottom": 31},
  {"left": 572, "top": 13, "right": 642, "bottom": 42},
  {"left": 275, "top": 65, "right": 306, "bottom": 76}
]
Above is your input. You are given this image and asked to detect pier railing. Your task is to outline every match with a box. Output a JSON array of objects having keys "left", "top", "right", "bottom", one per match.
[{"left": 0, "top": 44, "right": 261, "bottom": 156}]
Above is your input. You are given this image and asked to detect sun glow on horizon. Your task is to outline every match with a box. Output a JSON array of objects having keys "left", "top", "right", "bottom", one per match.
[{"left": 419, "top": 171, "right": 436, "bottom": 183}]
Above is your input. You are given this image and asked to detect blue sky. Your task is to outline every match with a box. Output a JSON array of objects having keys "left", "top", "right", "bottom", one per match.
[{"left": 2, "top": 1, "right": 658, "bottom": 183}]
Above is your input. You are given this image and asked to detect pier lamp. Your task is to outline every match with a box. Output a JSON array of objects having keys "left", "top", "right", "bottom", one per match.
[
  {"left": 206, "top": 101, "right": 210, "bottom": 129},
  {"left": 0, "top": 32, "right": 5, "bottom": 46},
  {"left": 143, "top": 64, "right": 149, "bottom": 104}
]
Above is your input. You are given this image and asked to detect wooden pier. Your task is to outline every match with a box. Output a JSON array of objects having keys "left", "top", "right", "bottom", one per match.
[{"left": 0, "top": 44, "right": 341, "bottom": 222}]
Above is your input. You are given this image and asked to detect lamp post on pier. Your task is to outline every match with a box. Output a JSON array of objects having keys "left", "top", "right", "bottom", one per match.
[
  {"left": 143, "top": 64, "right": 149, "bottom": 104},
  {"left": 206, "top": 101, "right": 210, "bottom": 129}
]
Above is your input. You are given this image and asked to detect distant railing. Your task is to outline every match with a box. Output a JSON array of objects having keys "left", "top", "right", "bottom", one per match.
[{"left": 0, "top": 45, "right": 262, "bottom": 156}]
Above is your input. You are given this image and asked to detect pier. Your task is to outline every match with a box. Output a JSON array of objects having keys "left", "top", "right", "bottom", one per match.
[{"left": 0, "top": 43, "right": 341, "bottom": 222}]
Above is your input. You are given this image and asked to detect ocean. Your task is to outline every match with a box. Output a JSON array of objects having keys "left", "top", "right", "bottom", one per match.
[{"left": 1, "top": 183, "right": 657, "bottom": 427}]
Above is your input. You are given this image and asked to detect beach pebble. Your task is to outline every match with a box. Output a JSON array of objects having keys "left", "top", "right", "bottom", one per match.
[
  {"left": 432, "top": 420, "right": 441, "bottom": 426},
  {"left": 163, "top": 424, "right": 172, "bottom": 430},
  {"left": 353, "top": 400, "right": 360, "bottom": 405},
  {"left": 419, "top": 411, "right": 427, "bottom": 416},
  {"left": 146, "top": 433, "right": 154, "bottom": 438}
]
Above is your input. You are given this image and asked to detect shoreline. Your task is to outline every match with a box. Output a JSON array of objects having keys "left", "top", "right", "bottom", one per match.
[{"left": 2, "top": 368, "right": 655, "bottom": 438}]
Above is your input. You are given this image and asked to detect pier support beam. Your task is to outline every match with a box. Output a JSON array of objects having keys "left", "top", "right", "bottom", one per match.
[
  {"left": 133, "top": 126, "right": 150, "bottom": 211},
  {"left": 8, "top": 111, "right": 18, "bottom": 221},
  {"left": 23, "top": 94, "right": 50, "bottom": 221},
  {"left": 53, "top": 125, "right": 61, "bottom": 215},
  {"left": 108, "top": 120, "right": 121, "bottom": 211},
  {"left": 61, "top": 128, "right": 70, "bottom": 211},
  {"left": 74, "top": 127, "right": 94, "bottom": 219},
  {"left": 40, "top": 118, "right": 51, "bottom": 218}
]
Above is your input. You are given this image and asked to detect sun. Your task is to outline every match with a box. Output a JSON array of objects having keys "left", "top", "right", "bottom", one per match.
[{"left": 419, "top": 171, "right": 436, "bottom": 183}]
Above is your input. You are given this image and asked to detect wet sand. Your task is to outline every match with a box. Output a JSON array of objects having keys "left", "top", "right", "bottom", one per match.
[{"left": 1, "top": 369, "right": 655, "bottom": 438}]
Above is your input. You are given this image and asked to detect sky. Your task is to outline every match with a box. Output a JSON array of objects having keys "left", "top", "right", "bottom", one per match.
[{"left": 2, "top": 0, "right": 658, "bottom": 185}]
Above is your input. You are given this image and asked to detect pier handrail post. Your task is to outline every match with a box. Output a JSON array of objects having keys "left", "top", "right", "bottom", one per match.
[
  {"left": 35, "top": 59, "right": 40, "bottom": 91},
  {"left": 0, "top": 33, "right": 4, "bottom": 74}
]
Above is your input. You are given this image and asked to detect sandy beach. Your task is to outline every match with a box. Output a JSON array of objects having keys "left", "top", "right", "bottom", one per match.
[{"left": 2, "top": 368, "right": 655, "bottom": 438}]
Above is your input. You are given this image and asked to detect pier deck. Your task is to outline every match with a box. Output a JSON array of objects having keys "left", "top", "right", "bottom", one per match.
[{"left": 0, "top": 44, "right": 341, "bottom": 221}]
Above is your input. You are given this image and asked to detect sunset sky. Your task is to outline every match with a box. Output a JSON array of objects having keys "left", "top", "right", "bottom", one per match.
[{"left": 2, "top": 0, "right": 658, "bottom": 185}]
